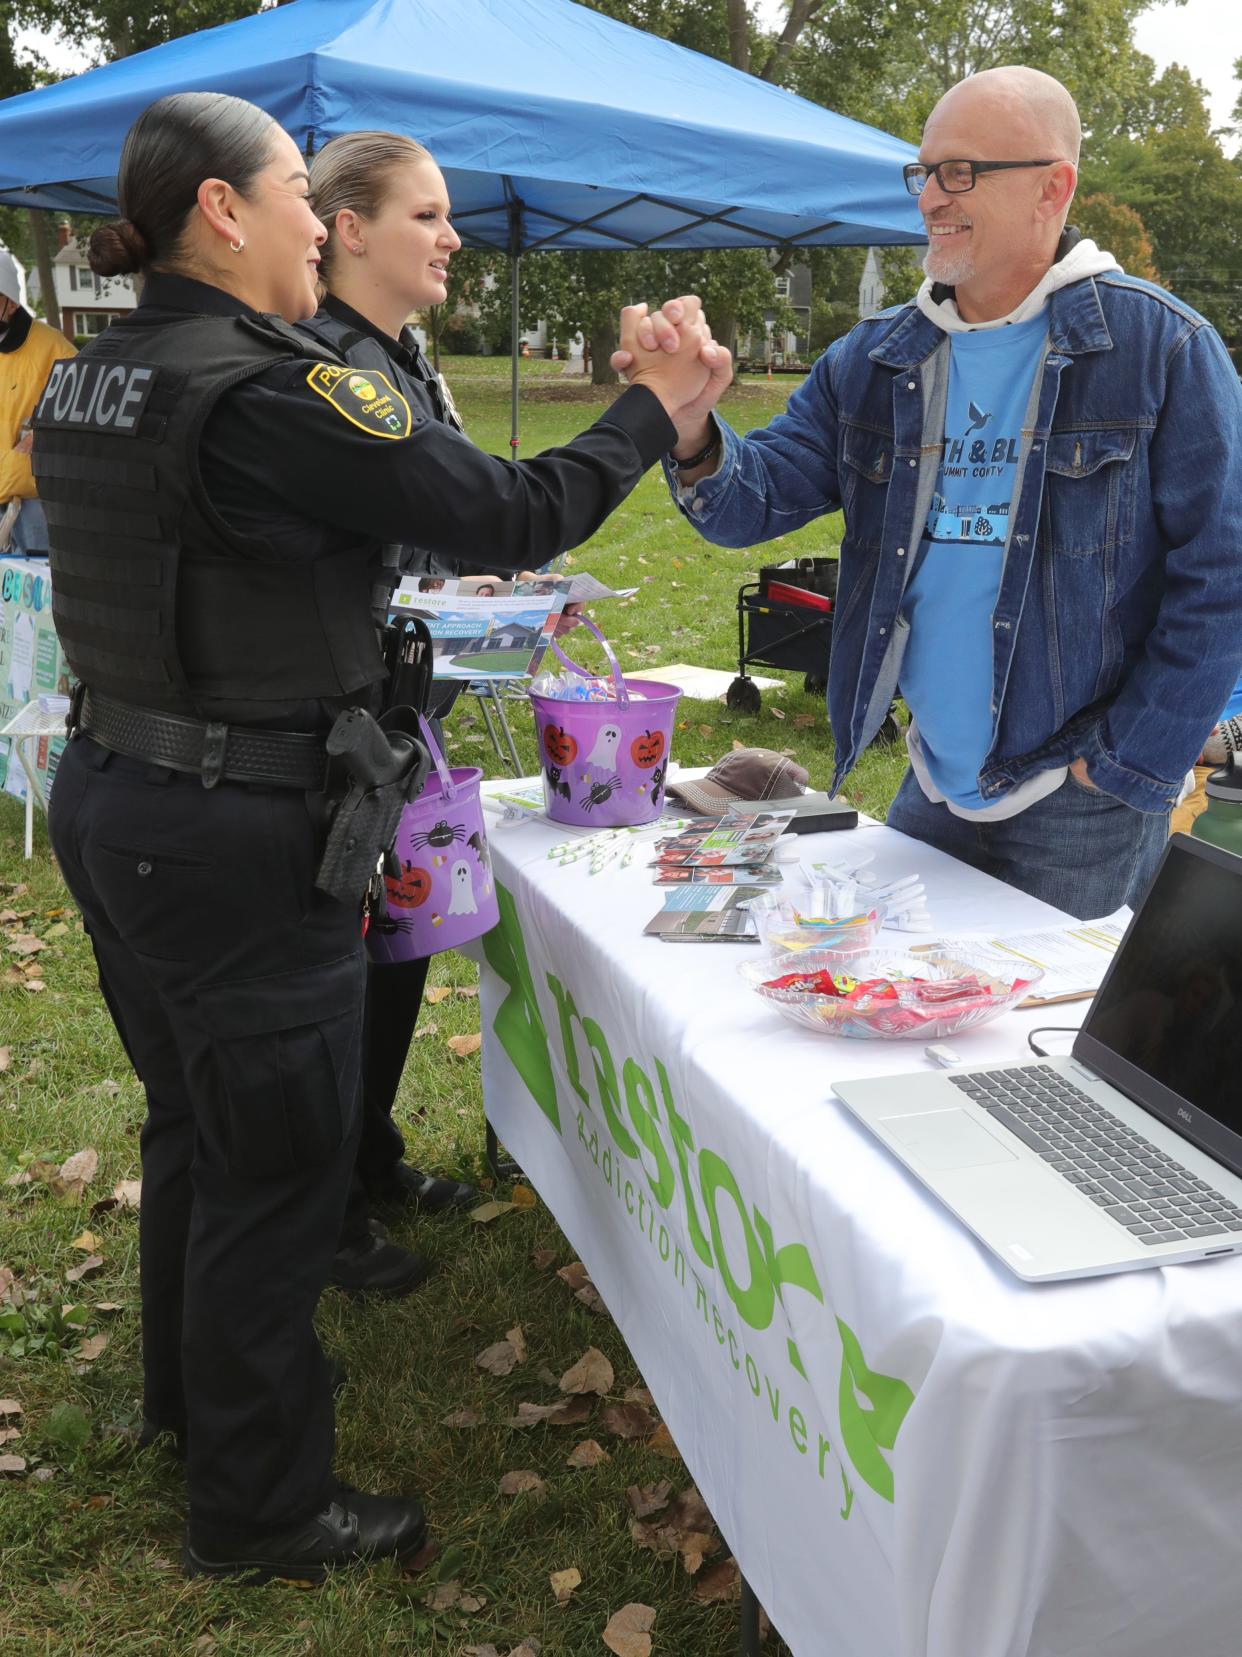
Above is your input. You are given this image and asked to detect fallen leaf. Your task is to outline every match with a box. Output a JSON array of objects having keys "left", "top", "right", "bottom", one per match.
[
  {"left": 558, "top": 1346, "right": 613, "bottom": 1397},
  {"left": 447, "top": 1033, "right": 482, "bottom": 1059},
  {"left": 550, "top": 1566, "right": 581, "bottom": 1604},
  {"left": 498, "top": 1469, "right": 547, "bottom": 1498},
  {"left": 469, "top": 1200, "right": 517, "bottom": 1224},
  {"left": 510, "top": 1185, "right": 537, "bottom": 1210},
  {"left": 602, "top": 1602, "right": 656, "bottom": 1657},
  {"left": 646, "top": 1423, "right": 680, "bottom": 1460},
  {"left": 65, "top": 1255, "right": 104, "bottom": 1284},
  {"left": 404, "top": 1539, "right": 440, "bottom": 1575},
  {"left": 7, "top": 933, "right": 47, "bottom": 956},
  {"left": 0, "top": 1400, "right": 21, "bottom": 1419},
  {"left": 70, "top": 1232, "right": 100, "bottom": 1253},
  {"left": 0, "top": 1428, "right": 19, "bottom": 1445},
  {"left": 0, "top": 1455, "right": 27, "bottom": 1477},
  {"left": 731, "top": 739, "right": 746, "bottom": 751},
  {"left": 793, "top": 713, "right": 818, "bottom": 730},
  {"left": 75, "top": 1334, "right": 108, "bottom": 1363},
  {"left": 427, "top": 1580, "right": 462, "bottom": 1611},
  {"left": 94, "top": 1303, "right": 124, "bottom": 1316},
  {"left": 575, "top": 1283, "right": 608, "bottom": 1316},
  {"left": 454, "top": 984, "right": 479, "bottom": 999},
  {"left": 22, "top": 977, "right": 47, "bottom": 994},
  {"left": 476, "top": 1339, "right": 520, "bottom": 1377},
  {"left": 113, "top": 1179, "right": 141, "bottom": 1211},
  {"left": 697, "top": 725, "right": 714, "bottom": 738},
  {"left": 0, "top": 1047, "right": 9, "bottom": 1071},
  {"left": 414, "top": 1021, "right": 438, "bottom": 1040},
  {"left": 463, "top": 1647, "right": 502, "bottom": 1657},
  {"left": 600, "top": 1402, "right": 656, "bottom": 1440},
  {"left": 768, "top": 706, "right": 786, "bottom": 720},
  {"left": 507, "top": 1400, "right": 562, "bottom": 1427},
  {"left": 441, "top": 1407, "right": 482, "bottom": 1427},
  {"left": 626, "top": 1481, "right": 672, "bottom": 1519},
  {"left": 547, "top": 1394, "right": 593, "bottom": 1427},
  {"left": 44, "top": 922, "right": 69, "bottom": 939},
  {"left": 424, "top": 985, "right": 452, "bottom": 1004},
  {"left": 566, "top": 1439, "right": 609, "bottom": 1468},
  {"left": 506, "top": 1325, "right": 528, "bottom": 1364},
  {"left": 556, "top": 1261, "right": 591, "bottom": 1293},
  {"left": 0, "top": 1267, "right": 16, "bottom": 1305},
  {"left": 623, "top": 1386, "right": 655, "bottom": 1407},
  {"left": 693, "top": 1559, "right": 741, "bottom": 1603},
  {"left": 30, "top": 1466, "right": 55, "bottom": 1483},
  {"left": 531, "top": 1248, "right": 558, "bottom": 1270}
]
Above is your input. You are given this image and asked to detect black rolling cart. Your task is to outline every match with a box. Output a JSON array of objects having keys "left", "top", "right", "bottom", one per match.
[{"left": 726, "top": 558, "right": 901, "bottom": 745}]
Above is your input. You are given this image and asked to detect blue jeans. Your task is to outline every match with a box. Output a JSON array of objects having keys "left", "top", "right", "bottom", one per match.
[
  {"left": 885, "top": 767, "right": 1170, "bottom": 920},
  {"left": 9, "top": 499, "right": 48, "bottom": 555}
]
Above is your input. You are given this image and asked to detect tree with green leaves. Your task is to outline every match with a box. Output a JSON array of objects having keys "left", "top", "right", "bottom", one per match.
[{"left": 1073, "top": 194, "right": 1159, "bottom": 284}]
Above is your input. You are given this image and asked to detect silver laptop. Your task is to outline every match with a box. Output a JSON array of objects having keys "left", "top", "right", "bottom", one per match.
[{"left": 833, "top": 835, "right": 1242, "bottom": 1281}]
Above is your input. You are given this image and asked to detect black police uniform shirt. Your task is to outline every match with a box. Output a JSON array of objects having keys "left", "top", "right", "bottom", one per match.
[{"left": 124, "top": 273, "right": 674, "bottom": 722}]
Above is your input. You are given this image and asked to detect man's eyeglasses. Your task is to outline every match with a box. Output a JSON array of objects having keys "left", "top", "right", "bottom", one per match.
[{"left": 903, "top": 159, "right": 1056, "bottom": 196}]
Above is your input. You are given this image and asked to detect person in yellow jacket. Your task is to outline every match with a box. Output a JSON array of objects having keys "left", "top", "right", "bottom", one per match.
[{"left": 0, "top": 246, "right": 75, "bottom": 553}]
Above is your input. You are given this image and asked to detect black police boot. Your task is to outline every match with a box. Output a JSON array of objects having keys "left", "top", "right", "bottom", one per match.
[
  {"left": 328, "top": 1233, "right": 435, "bottom": 1297},
  {"left": 183, "top": 1487, "right": 427, "bottom": 1583},
  {"left": 366, "top": 1162, "right": 480, "bottom": 1215}
]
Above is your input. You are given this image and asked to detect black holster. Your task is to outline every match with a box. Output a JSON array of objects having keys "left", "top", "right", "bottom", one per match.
[{"left": 314, "top": 706, "right": 430, "bottom": 904}]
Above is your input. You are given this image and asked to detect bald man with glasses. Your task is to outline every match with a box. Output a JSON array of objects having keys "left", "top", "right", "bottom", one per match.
[{"left": 626, "top": 66, "right": 1242, "bottom": 920}]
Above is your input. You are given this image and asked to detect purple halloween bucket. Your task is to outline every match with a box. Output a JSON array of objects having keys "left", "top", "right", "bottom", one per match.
[
  {"left": 366, "top": 715, "right": 498, "bottom": 964},
  {"left": 529, "top": 616, "right": 681, "bottom": 828}
]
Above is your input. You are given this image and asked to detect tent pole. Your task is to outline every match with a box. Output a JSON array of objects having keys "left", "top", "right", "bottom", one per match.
[
  {"left": 507, "top": 192, "right": 524, "bottom": 455},
  {"left": 510, "top": 247, "right": 520, "bottom": 454}
]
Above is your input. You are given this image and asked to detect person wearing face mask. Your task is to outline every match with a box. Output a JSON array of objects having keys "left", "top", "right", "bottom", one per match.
[
  {"left": 629, "top": 65, "right": 1242, "bottom": 922},
  {"left": 0, "top": 245, "right": 75, "bottom": 554},
  {"left": 35, "top": 90, "right": 718, "bottom": 1582}
]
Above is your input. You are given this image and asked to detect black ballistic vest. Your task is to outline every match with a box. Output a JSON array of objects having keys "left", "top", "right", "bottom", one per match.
[{"left": 32, "top": 308, "right": 382, "bottom": 721}]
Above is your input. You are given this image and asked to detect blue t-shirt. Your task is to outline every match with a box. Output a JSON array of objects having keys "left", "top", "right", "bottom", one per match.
[{"left": 899, "top": 315, "right": 1047, "bottom": 810}]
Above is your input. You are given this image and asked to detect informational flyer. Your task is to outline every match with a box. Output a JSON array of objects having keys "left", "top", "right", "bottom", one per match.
[
  {"left": 391, "top": 575, "right": 566, "bottom": 680},
  {"left": 0, "top": 557, "right": 72, "bottom": 801}
]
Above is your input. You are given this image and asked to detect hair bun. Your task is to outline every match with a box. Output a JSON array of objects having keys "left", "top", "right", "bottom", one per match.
[{"left": 88, "top": 218, "right": 148, "bottom": 277}]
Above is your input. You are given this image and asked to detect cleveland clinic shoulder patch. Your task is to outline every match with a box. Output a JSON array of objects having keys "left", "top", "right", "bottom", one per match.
[{"left": 305, "top": 363, "right": 412, "bottom": 439}]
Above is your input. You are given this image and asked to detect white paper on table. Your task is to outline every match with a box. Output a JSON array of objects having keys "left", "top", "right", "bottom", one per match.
[{"left": 925, "top": 908, "right": 1132, "bottom": 1003}]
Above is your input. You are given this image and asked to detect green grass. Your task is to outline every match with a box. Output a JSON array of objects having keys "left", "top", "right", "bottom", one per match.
[{"left": 0, "top": 374, "right": 907, "bottom": 1656}]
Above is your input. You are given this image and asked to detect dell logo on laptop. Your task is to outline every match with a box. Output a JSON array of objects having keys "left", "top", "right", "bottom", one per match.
[{"left": 1177, "top": 1108, "right": 1193, "bottom": 1124}]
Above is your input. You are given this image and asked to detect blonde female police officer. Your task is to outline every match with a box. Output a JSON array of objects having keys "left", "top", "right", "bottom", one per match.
[{"left": 35, "top": 91, "right": 717, "bottom": 1582}]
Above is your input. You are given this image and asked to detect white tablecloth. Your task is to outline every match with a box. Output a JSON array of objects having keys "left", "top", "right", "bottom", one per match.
[{"left": 476, "top": 803, "right": 1242, "bottom": 1657}]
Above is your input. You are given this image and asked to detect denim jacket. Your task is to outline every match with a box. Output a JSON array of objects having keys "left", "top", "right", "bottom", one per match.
[{"left": 671, "top": 274, "right": 1242, "bottom": 813}]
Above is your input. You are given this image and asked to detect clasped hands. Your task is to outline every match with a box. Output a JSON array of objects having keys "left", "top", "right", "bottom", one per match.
[{"left": 611, "top": 295, "right": 732, "bottom": 458}]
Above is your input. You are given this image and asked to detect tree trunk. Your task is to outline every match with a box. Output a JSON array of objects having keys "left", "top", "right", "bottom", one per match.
[
  {"left": 727, "top": 0, "right": 750, "bottom": 74},
  {"left": 27, "top": 210, "right": 61, "bottom": 335},
  {"left": 589, "top": 321, "right": 618, "bottom": 386},
  {"left": 760, "top": 0, "right": 825, "bottom": 84}
]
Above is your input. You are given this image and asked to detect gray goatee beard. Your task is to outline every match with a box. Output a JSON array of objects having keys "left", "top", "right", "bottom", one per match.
[{"left": 923, "top": 245, "right": 976, "bottom": 287}]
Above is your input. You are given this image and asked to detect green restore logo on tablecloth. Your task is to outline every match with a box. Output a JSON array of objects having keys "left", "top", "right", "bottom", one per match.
[{"left": 484, "top": 884, "right": 918, "bottom": 1510}]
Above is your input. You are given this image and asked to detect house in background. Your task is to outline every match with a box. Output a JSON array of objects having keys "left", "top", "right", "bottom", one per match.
[
  {"left": 858, "top": 248, "right": 886, "bottom": 318},
  {"left": 739, "top": 258, "right": 812, "bottom": 364},
  {"left": 52, "top": 222, "right": 137, "bottom": 339}
]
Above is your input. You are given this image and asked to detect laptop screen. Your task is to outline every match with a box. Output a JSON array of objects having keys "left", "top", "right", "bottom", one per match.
[{"left": 1081, "top": 837, "right": 1242, "bottom": 1144}]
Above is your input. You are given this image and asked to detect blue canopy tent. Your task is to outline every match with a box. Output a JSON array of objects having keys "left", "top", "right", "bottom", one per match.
[{"left": 0, "top": 0, "right": 925, "bottom": 442}]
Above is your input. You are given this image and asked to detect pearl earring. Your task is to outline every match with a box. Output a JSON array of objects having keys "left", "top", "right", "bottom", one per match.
[{"left": 229, "top": 237, "right": 245, "bottom": 253}]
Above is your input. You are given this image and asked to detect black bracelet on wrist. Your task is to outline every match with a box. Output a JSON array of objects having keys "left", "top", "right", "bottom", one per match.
[{"left": 670, "top": 431, "right": 721, "bottom": 472}]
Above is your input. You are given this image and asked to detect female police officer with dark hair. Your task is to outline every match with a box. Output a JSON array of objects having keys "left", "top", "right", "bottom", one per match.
[{"left": 35, "top": 90, "right": 716, "bottom": 1582}]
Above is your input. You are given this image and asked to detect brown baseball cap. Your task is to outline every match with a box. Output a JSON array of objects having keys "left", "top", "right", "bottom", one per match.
[{"left": 667, "top": 748, "right": 809, "bottom": 815}]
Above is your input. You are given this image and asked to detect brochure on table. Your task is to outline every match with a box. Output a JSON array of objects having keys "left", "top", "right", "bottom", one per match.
[{"left": 390, "top": 571, "right": 635, "bottom": 682}]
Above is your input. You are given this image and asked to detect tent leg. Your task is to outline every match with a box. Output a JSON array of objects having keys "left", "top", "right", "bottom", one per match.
[
  {"left": 510, "top": 248, "right": 521, "bottom": 454},
  {"left": 739, "top": 1576, "right": 762, "bottom": 1655}
]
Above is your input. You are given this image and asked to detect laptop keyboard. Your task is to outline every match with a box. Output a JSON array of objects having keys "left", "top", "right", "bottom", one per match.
[{"left": 948, "top": 1065, "right": 1242, "bottom": 1247}]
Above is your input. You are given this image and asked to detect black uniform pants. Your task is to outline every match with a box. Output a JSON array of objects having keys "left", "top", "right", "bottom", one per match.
[{"left": 50, "top": 735, "right": 363, "bottom": 1532}]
